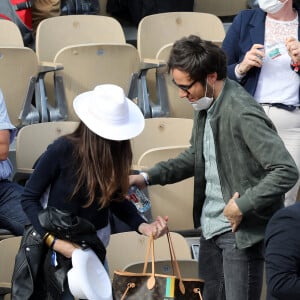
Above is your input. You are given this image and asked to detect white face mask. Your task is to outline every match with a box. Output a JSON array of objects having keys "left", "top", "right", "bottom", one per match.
[
  {"left": 258, "top": 0, "right": 288, "bottom": 14},
  {"left": 191, "top": 80, "right": 214, "bottom": 111}
]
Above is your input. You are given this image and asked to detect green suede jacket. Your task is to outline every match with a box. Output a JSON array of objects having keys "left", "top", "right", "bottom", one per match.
[{"left": 147, "top": 79, "right": 299, "bottom": 249}]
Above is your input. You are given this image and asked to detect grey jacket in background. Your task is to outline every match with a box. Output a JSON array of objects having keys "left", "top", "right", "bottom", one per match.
[{"left": 147, "top": 79, "right": 298, "bottom": 249}]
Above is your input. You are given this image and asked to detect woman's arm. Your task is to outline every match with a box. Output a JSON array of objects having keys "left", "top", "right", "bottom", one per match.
[{"left": 21, "top": 138, "right": 67, "bottom": 236}]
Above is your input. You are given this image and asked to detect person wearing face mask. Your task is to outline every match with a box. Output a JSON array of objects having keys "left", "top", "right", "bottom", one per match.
[
  {"left": 222, "top": 0, "right": 300, "bottom": 207},
  {"left": 129, "top": 35, "right": 298, "bottom": 300}
]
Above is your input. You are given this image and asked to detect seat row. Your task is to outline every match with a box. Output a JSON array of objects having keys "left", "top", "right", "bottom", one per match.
[{"left": 0, "top": 12, "right": 226, "bottom": 127}]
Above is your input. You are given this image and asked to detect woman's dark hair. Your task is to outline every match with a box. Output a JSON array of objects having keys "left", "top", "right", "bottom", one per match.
[
  {"left": 168, "top": 35, "right": 227, "bottom": 85},
  {"left": 66, "top": 122, "right": 132, "bottom": 208}
]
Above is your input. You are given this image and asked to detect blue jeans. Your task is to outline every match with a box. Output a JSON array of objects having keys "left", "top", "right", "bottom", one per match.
[
  {"left": 198, "top": 231, "right": 264, "bottom": 300},
  {"left": 0, "top": 180, "right": 28, "bottom": 235}
]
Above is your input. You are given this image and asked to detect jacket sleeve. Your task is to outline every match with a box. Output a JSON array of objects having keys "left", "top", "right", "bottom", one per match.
[
  {"left": 110, "top": 199, "right": 146, "bottom": 231},
  {"left": 222, "top": 12, "right": 244, "bottom": 81},
  {"left": 21, "top": 140, "right": 63, "bottom": 236},
  {"left": 234, "top": 106, "right": 299, "bottom": 213},
  {"left": 147, "top": 123, "right": 196, "bottom": 185},
  {"left": 265, "top": 205, "right": 300, "bottom": 299}
]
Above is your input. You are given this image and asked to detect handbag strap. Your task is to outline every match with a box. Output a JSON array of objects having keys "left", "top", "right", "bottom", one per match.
[
  {"left": 143, "top": 233, "right": 154, "bottom": 273},
  {"left": 143, "top": 233, "right": 156, "bottom": 289},
  {"left": 166, "top": 229, "right": 185, "bottom": 294},
  {"left": 143, "top": 228, "right": 185, "bottom": 294}
]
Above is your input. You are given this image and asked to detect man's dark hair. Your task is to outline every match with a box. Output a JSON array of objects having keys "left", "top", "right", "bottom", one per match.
[{"left": 168, "top": 35, "right": 227, "bottom": 85}]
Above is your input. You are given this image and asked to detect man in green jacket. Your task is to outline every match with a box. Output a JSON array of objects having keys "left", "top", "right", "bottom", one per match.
[{"left": 130, "top": 35, "right": 299, "bottom": 300}]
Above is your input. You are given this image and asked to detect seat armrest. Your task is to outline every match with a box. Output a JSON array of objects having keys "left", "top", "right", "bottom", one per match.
[
  {"left": 38, "top": 61, "right": 64, "bottom": 74},
  {"left": 0, "top": 282, "right": 11, "bottom": 300},
  {"left": 140, "top": 58, "right": 166, "bottom": 71}
]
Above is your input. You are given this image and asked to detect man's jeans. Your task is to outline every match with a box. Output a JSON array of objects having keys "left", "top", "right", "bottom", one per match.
[
  {"left": 198, "top": 231, "right": 264, "bottom": 300},
  {"left": 0, "top": 180, "right": 28, "bottom": 235}
]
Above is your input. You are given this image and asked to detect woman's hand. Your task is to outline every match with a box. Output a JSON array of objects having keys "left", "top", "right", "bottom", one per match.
[
  {"left": 238, "top": 44, "right": 265, "bottom": 74},
  {"left": 286, "top": 37, "right": 300, "bottom": 63},
  {"left": 138, "top": 216, "right": 169, "bottom": 239},
  {"left": 52, "top": 238, "right": 81, "bottom": 258}
]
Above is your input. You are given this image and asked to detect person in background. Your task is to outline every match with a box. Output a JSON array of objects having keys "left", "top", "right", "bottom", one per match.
[
  {"left": 129, "top": 35, "right": 298, "bottom": 300},
  {"left": 31, "top": 0, "right": 61, "bottom": 37},
  {"left": 222, "top": 0, "right": 300, "bottom": 206},
  {"left": 21, "top": 84, "right": 168, "bottom": 299},
  {"left": 0, "top": 89, "right": 28, "bottom": 235},
  {"left": 265, "top": 202, "right": 300, "bottom": 299}
]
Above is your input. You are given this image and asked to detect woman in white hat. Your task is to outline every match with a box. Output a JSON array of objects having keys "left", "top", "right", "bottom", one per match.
[{"left": 20, "top": 84, "right": 168, "bottom": 299}]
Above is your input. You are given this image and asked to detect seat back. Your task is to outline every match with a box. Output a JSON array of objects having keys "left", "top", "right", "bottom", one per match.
[
  {"left": 123, "top": 259, "right": 198, "bottom": 278},
  {"left": 131, "top": 117, "right": 193, "bottom": 165},
  {"left": 0, "top": 47, "right": 39, "bottom": 126},
  {"left": 137, "top": 12, "right": 225, "bottom": 117},
  {"left": 137, "top": 146, "right": 194, "bottom": 232},
  {"left": 35, "top": 15, "right": 127, "bottom": 122},
  {"left": 137, "top": 12, "right": 225, "bottom": 61},
  {"left": 0, "top": 236, "right": 22, "bottom": 299},
  {"left": 15, "top": 121, "right": 79, "bottom": 174},
  {"left": 53, "top": 43, "right": 140, "bottom": 121},
  {"left": 194, "top": 0, "right": 248, "bottom": 17},
  {"left": 35, "top": 14, "right": 126, "bottom": 63},
  {"left": 106, "top": 231, "right": 192, "bottom": 280},
  {"left": 0, "top": 19, "right": 24, "bottom": 47}
]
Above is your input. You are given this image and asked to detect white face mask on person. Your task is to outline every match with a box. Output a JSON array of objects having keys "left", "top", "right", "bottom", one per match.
[
  {"left": 191, "top": 80, "right": 214, "bottom": 111},
  {"left": 258, "top": 0, "right": 288, "bottom": 14}
]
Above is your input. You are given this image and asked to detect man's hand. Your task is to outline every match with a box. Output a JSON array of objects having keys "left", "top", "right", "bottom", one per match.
[
  {"left": 223, "top": 192, "right": 243, "bottom": 232},
  {"left": 129, "top": 174, "right": 147, "bottom": 190}
]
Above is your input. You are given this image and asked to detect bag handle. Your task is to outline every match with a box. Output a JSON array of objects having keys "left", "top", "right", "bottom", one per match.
[
  {"left": 143, "top": 233, "right": 156, "bottom": 289},
  {"left": 143, "top": 228, "right": 185, "bottom": 294},
  {"left": 166, "top": 230, "right": 185, "bottom": 294}
]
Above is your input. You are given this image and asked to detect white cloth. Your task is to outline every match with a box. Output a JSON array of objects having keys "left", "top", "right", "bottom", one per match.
[
  {"left": 255, "top": 15, "right": 300, "bottom": 105},
  {"left": 262, "top": 106, "right": 300, "bottom": 206}
]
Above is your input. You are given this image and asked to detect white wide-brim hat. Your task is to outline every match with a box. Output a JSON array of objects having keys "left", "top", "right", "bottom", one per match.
[
  {"left": 67, "top": 248, "right": 112, "bottom": 300},
  {"left": 73, "top": 84, "right": 145, "bottom": 141}
]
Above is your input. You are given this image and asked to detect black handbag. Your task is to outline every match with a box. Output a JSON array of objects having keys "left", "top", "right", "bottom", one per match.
[{"left": 61, "top": 0, "right": 100, "bottom": 15}]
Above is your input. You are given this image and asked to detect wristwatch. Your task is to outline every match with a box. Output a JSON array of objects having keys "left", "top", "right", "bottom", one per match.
[{"left": 140, "top": 172, "right": 150, "bottom": 185}]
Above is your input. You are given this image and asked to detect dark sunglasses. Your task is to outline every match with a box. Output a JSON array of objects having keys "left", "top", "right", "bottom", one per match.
[{"left": 172, "top": 78, "right": 197, "bottom": 93}]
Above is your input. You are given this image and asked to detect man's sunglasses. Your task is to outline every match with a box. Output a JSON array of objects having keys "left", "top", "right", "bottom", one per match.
[{"left": 172, "top": 78, "right": 197, "bottom": 92}]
